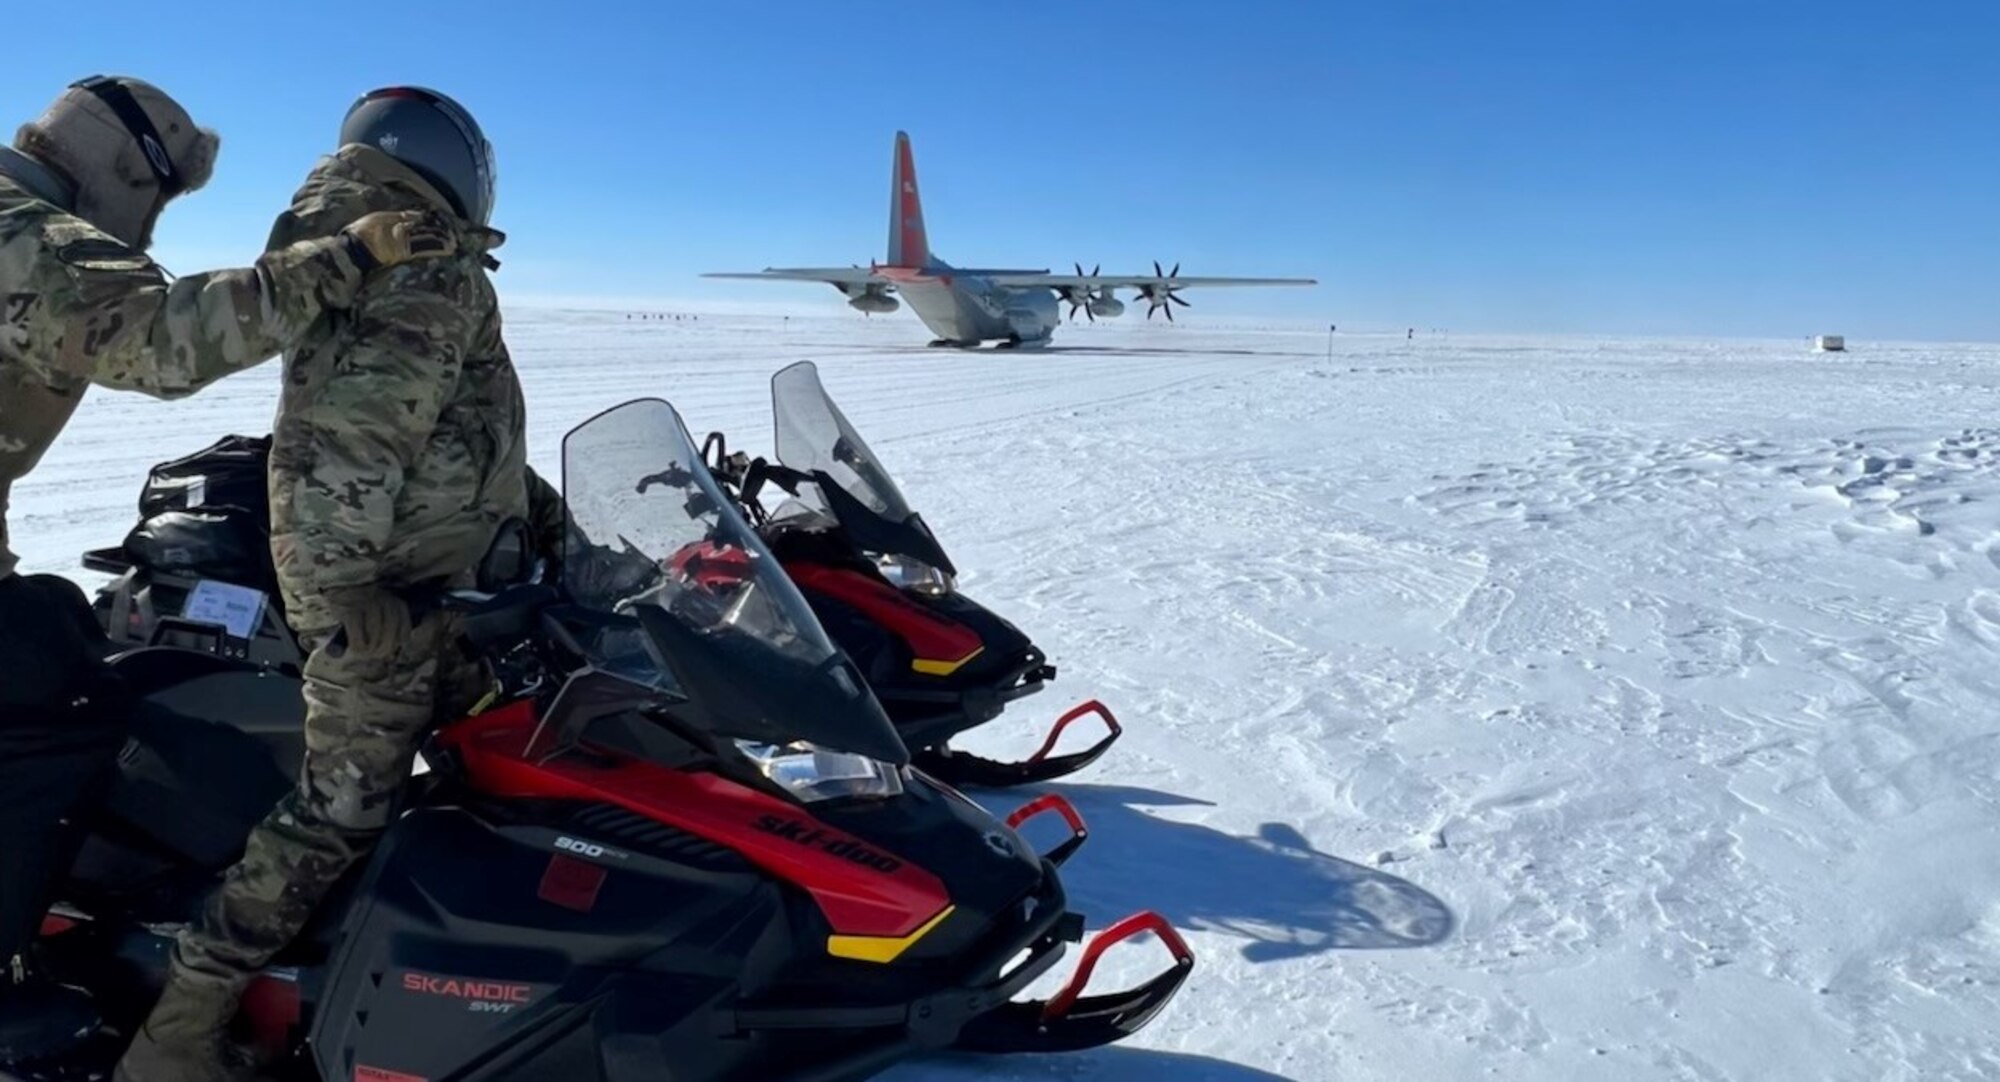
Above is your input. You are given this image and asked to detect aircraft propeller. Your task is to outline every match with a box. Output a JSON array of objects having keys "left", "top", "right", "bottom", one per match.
[
  {"left": 1135, "top": 261, "right": 1192, "bottom": 322},
  {"left": 1058, "top": 262, "right": 1105, "bottom": 322}
]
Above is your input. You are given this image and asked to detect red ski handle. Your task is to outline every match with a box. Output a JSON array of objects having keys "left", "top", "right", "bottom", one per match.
[
  {"left": 1027, "top": 700, "right": 1122, "bottom": 765},
  {"left": 1042, "top": 911, "right": 1196, "bottom": 1021},
  {"left": 1005, "top": 793, "right": 1089, "bottom": 865}
]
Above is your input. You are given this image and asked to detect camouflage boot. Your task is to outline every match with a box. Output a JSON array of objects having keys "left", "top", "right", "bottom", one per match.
[{"left": 112, "top": 971, "right": 253, "bottom": 1082}]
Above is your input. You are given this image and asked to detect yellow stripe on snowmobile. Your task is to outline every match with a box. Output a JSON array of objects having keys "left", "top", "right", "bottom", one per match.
[
  {"left": 911, "top": 647, "right": 983, "bottom": 678},
  {"left": 826, "top": 906, "right": 956, "bottom": 964},
  {"left": 466, "top": 684, "right": 502, "bottom": 717}
]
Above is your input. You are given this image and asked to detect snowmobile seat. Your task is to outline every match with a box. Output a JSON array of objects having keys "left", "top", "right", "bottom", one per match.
[
  {"left": 101, "top": 698, "right": 295, "bottom": 870},
  {"left": 63, "top": 680, "right": 298, "bottom": 904},
  {"left": 108, "top": 647, "right": 306, "bottom": 777}
]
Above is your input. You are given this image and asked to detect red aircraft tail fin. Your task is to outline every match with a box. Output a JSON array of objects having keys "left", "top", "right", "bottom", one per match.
[{"left": 885, "top": 131, "right": 932, "bottom": 269}]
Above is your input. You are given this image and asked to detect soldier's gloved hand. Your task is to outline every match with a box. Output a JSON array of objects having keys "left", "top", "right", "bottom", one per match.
[
  {"left": 324, "top": 586, "right": 415, "bottom": 659},
  {"left": 340, "top": 210, "right": 457, "bottom": 273}
]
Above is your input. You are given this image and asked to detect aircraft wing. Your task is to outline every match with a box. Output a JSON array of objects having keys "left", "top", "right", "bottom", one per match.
[
  {"left": 702, "top": 267, "right": 891, "bottom": 288},
  {"left": 986, "top": 272, "right": 1316, "bottom": 289}
]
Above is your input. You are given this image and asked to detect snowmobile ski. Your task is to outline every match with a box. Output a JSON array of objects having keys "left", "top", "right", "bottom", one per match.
[{"left": 913, "top": 699, "right": 1124, "bottom": 789}]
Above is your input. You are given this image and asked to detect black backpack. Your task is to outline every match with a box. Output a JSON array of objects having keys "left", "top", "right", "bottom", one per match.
[
  {"left": 138, "top": 434, "right": 272, "bottom": 521},
  {"left": 121, "top": 435, "right": 277, "bottom": 590}
]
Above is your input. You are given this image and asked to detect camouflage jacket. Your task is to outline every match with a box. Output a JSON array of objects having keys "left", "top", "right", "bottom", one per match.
[
  {"left": 0, "top": 167, "right": 375, "bottom": 579},
  {"left": 266, "top": 145, "right": 527, "bottom": 631}
]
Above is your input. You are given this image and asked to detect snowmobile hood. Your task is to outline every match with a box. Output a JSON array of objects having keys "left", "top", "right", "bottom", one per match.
[{"left": 264, "top": 143, "right": 504, "bottom": 262}]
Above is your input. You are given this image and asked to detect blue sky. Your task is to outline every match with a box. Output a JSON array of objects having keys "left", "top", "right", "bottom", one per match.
[{"left": 7, "top": 1, "right": 1997, "bottom": 339}]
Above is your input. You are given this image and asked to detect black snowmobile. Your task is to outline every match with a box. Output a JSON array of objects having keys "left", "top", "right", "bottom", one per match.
[
  {"left": 12, "top": 398, "right": 1190, "bottom": 1082},
  {"left": 83, "top": 364, "right": 1121, "bottom": 790},
  {"left": 700, "top": 360, "right": 1121, "bottom": 789}
]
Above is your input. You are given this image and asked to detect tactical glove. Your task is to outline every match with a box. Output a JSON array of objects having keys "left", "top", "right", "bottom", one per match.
[
  {"left": 323, "top": 586, "right": 415, "bottom": 659},
  {"left": 340, "top": 210, "right": 456, "bottom": 272}
]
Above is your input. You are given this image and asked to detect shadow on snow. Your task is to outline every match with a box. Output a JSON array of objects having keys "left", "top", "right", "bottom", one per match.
[
  {"left": 882, "top": 784, "right": 1448, "bottom": 1079},
  {"left": 889, "top": 1046, "right": 1304, "bottom": 1081},
  {"left": 983, "top": 783, "right": 1455, "bottom": 965}
]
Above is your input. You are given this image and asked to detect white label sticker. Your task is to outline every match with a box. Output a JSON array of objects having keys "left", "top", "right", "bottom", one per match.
[{"left": 182, "top": 579, "right": 268, "bottom": 639}]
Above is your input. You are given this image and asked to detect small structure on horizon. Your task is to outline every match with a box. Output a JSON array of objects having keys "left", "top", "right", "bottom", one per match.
[{"left": 1814, "top": 334, "right": 1847, "bottom": 353}]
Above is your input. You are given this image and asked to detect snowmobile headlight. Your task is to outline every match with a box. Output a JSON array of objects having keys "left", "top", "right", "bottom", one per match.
[
  {"left": 876, "top": 553, "right": 954, "bottom": 597},
  {"left": 738, "top": 740, "right": 906, "bottom": 803}
]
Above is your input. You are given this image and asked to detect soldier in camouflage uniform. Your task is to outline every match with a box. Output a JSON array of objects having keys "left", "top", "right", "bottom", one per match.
[
  {"left": 118, "top": 87, "right": 528, "bottom": 1082},
  {"left": 0, "top": 77, "right": 453, "bottom": 584},
  {"left": 0, "top": 75, "right": 452, "bottom": 1066}
]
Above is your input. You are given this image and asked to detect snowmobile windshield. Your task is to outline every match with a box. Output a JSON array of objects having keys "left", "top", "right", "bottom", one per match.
[
  {"left": 772, "top": 361, "right": 914, "bottom": 521},
  {"left": 560, "top": 399, "right": 908, "bottom": 765},
  {"left": 770, "top": 361, "right": 956, "bottom": 575}
]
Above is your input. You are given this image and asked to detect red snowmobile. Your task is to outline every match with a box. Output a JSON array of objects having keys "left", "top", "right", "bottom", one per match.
[
  {"left": 699, "top": 361, "right": 1122, "bottom": 789},
  {"left": 10, "top": 398, "right": 1190, "bottom": 1081}
]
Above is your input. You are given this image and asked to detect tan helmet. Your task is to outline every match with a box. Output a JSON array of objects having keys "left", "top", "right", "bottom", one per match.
[{"left": 13, "top": 75, "right": 220, "bottom": 249}]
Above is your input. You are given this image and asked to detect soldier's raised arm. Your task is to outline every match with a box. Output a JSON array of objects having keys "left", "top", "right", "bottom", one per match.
[
  {"left": 13, "top": 206, "right": 450, "bottom": 400},
  {"left": 1, "top": 76, "right": 452, "bottom": 401}
]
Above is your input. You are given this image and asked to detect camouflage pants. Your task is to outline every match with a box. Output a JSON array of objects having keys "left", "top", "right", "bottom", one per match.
[{"left": 165, "top": 592, "right": 485, "bottom": 996}]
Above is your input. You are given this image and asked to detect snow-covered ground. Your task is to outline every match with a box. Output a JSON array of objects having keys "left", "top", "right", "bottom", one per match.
[{"left": 17, "top": 311, "right": 2000, "bottom": 1081}]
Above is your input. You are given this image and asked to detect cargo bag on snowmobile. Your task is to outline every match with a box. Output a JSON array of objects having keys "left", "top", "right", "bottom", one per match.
[
  {"left": 120, "top": 507, "right": 272, "bottom": 586},
  {"left": 125, "top": 433, "right": 277, "bottom": 584},
  {"left": 137, "top": 434, "right": 272, "bottom": 521},
  {"left": 85, "top": 435, "right": 301, "bottom": 670}
]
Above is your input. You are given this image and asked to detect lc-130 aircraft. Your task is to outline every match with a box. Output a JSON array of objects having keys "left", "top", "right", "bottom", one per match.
[{"left": 707, "top": 132, "right": 1317, "bottom": 349}]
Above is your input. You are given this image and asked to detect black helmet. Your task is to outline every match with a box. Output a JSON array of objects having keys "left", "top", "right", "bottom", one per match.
[{"left": 339, "top": 86, "right": 495, "bottom": 225}]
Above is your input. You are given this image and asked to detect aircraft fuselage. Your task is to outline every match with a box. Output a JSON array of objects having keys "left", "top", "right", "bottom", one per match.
[{"left": 882, "top": 265, "right": 1059, "bottom": 348}]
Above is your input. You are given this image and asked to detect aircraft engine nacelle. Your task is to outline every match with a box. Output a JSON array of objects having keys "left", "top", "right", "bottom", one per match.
[
  {"left": 1089, "top": 296, "right": 1125, "bottom": 319},
  {"left": 847, "top": 292, "right": 900, "bottom": 314},
  {"left": 840, "top": 283, "right": 899, "bottom": 314}
]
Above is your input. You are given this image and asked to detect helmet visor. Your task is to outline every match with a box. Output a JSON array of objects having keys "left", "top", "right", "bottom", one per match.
[
  {"left": 424, "top": 91, "right": 495, "bottom": 224},
  {"left": 352, "top": 86, "right": 495, "bottom": 224}
]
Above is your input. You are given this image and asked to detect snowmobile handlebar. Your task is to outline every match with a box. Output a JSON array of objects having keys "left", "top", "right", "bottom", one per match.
[
  {"left": 734, "top": 458, "right": 814, "bottom": 522},
  {"left": 393, "top": 517, "right": 550, "bottom": 623},
  {"left": 440, "top": 582, "right": 563, "bottom": 652},
  {"left": 699, "top": 429, "right": 816, "bottom": 526}
]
